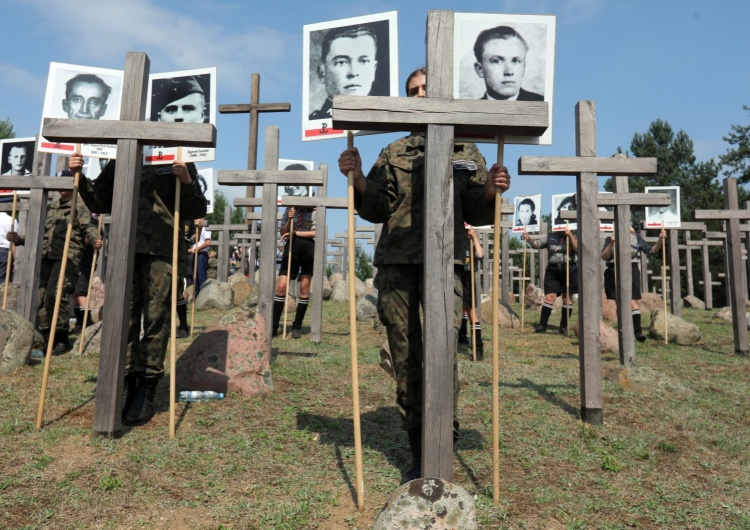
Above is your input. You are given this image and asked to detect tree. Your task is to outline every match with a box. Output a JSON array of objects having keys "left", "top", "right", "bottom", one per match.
[
  {"left": 0, "top": 117, "right": 15, "bottom": 140},
  {"left": 719, "top": 105, "right": 750, "bottom": 184},
  {"left": 206, "top": 189, "right": 246, "bottom": 239},
  {"left": 354, "top": 246, "right": 373, "bottom": 281}
]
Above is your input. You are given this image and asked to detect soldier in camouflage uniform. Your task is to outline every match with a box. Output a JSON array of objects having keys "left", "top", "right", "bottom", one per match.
[
  {"left": 8, "top": 170, "right": 101, "bottom": 355},
  {"left": 338, "top": 67, "right": 512, "bottom": 484},
  {"left": 70, "top": 152, "right": 207, "bottom": 426}
]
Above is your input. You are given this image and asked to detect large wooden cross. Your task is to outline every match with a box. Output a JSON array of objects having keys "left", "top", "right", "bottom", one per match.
[
  {"left": 219, "top": 73, "right": 291, "bottom": 286},
  {"left": 519, "top": 101, "right": 659, "bottom": 421},
  {"left": 694, "top": 177, "right": 749, "bottom": 355},
  {"left": 206, "top": 211, "right": 248, "bottom": 283},
  {"left": 333, "top": 10, "right": 548, "bottom": 479},
  {"left": 42, "top": 52, "right": 216, "bottom": 435}
]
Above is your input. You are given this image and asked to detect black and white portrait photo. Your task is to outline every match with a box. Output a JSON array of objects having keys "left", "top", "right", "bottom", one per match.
[
  {"left": 512, "top": 193, "right": 541, "bottom": 234},
  {"left": 277, "top": 159, "right": 314, "bottom": 204},
  {"left": 552, "top": 192, "right": 577, "bottom": 232},
  {"left": 143, "top": 67, "right": 217, "bottom": 165},
  {"left": 38, "top": 62, "right": 123, "bottom": 158},
  {"left": 0, "top": 137, "right": 35, "bottom": 200},
  {"left": 197, "top": 168, "right": 214, "bottom": 215},
  {"left": 302, "top": 11, "right": 398, "bottom": 142},
  {"left": 645, "top": 186, "right": 681, "bottom": 229},
  {"left": 454, "top": 13, "right": 556, "bottom": 145}
]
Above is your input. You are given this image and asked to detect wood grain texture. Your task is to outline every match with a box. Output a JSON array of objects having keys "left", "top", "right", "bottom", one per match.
[
  {"left": 519, "top": 156, "right": 657, "bottom": 176},
  {"left": 218, "top": 103, "right": 290, "bottom": 113},
  {"left": 310, "top": 164, "right": 329, "bottom": 343},
  {"left": 722, "top": 178, "right": 748, "bottom": 353},
  {"left": 668, "top": 230, "right": 682, "bottom": 317},
  {"left": 234, "top": 196, "right": 347, "bottom": 209},
  {"left": 694, "top": 209, "right": 750, "bottom": 220},
  {"left": 0, "top": 176, "right": 75, "bottom": 191},
  {"left": 218, "top": 170, "right": 324, "bottom": 186},
  {"left": 258, "top": 127, "right": 280, "bottom": 341},
  {"left": 42, "top": 119, "right": 216, "bottom": 147},
  {"left": 612, "top": 175, "right": 635, "bottom": 367}
]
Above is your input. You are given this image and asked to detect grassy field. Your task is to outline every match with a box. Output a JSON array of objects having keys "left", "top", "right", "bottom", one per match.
[{"left": 0, "top": 302, "right": 749, "bottom": 529}]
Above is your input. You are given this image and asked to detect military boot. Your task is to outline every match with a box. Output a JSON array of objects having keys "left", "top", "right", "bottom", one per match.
[
  {"left": 124, "top": 375, "right": 160, "bottom": 426},
  {"left": 122, "top": 373, "right": 139, "bottom": 419},
  {"left": 401, "top": 428, "right": 422, "bottom": 484}
]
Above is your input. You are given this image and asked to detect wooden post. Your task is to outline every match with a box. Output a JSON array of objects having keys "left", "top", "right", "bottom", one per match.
[{"left": 78, "top": 215, "right": 104, "bottom": 355}]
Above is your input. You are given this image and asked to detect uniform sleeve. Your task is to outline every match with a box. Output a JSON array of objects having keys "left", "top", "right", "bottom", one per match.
[
  {"left": 179, "top": 163, "right": 208, "bottom": 220},
  {"left": 354, "top": 148, "right": 394, "bottom": 224},
  {"left": 538, "top": 236, "right": 550, "bottom": 250},
  {"left": 461, "top": 143, "right": 495, "bottom": 227},
  {"left": 78, "top": 204, "right": 100, "bottom": 245},
  {"left": 78, "top": 161, "right": 115, "bottom": 213}
]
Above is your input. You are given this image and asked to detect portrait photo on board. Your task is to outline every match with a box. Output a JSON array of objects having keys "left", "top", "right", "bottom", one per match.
[
  {"left": 512, "top": 193, "right": 541, "bottom": 233},
  {"left": 302, "top": 11, "right": 398, "bottom": 142},
  {"left": 645, "top": 186, "right": 681, "bottom": 228},
  {"left": 552, "top": 192, "right": 577, "bottom": 232},
  {"left": 277, "top": 159, "right": 315, "bottom": 204},
  {"left": 143, "top": 67, "right": 217, "bottom": 165},
  {"left": 453, "top": 12, "right": 556, "bottom": 145},
  {"left": 0, "top": 137, "right": 36, "bottom": 199},
  {"left": 38, "top": 62, "right": 123, "bottom": 158},
  {"left": 197, "top": 168, "right": 214, "bottom": 215}
]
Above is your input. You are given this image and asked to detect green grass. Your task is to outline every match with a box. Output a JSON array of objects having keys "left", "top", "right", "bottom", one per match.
[{"left": 0, "top": 303, "right": 749, "bottom": 528}]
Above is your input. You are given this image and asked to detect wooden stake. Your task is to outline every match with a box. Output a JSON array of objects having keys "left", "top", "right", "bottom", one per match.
[
  {"left": 37, "top": 145, "right": 82, "bottom": 430},
  {"left": 190, "top": 221, "right": 199, "bottom": 337},
  {"left": 347, "top": 131, "right": 364, "bottom": 510},
  {"left": 662, "top": 222, "right": 668, "bottom": 345},
  {"left": 492, "top": 139, "right": 504, "bottom": 507},
  {"left": 469, "top": 229, "right": 476, "bottom": 361},
  {"left": 282, "top": 219, "right": 294, "bottom": 339},
  {"left": 77, "top": 214, "right": 104, "bottom": 355},
  {"left": 169, "top": 148, "right": 183, "bottom": 439},
  {"left": 565, "top": 222, "right": 570, "bottom": 337},
  {"left": 520, "top": 226, "right": 526, "bottom": 333},
  {"left": 3, "top": 192, "right": 18, "bottom": 310}
]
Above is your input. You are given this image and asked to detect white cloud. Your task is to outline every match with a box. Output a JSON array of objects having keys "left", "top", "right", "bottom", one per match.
[{"left": 0, "top": 63, "right": 45, "bottom": 99}]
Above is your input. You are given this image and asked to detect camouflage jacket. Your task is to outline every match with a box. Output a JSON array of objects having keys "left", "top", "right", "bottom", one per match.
[
  {"left": 78, "top": 162, "right": 207, "bottom": 274},
  {"left": 41, "top": 198, "right": 99, "bottom": 269},
  {"left": 354, "top": 134, "right": 495, "bottom": 266}
]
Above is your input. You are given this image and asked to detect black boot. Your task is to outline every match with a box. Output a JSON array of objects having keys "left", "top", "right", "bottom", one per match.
[
  {"left": 402, "top": 428, "right": 422, "bottom": 484},
  {"left": 51, "top": 329, "right": 70, "bottom": 355},
  {"left": 176, "top": 301, "right": 189, "bottom": 338},
  {"left": 474, "top": 326, "right": 484, "bottom": 361},
  {"left": 633, "top": 310, "right": 646, "bottom": 342},
  {"left": 535, "top": 303, "right": 553, "bottom": 333},
  {"left": 72, "top": 306, "right": 84, "bottom": 334},
  {"left": 124, "top": 375, "right": 160, "bottom": 426},
  {"left": 292, "top": 297, "right": 309, "bottom": 338},
  {"left": 559, "top": 304, "right": 571, "bottom": 335},
  {"left": 122, "top": 373, "right": 139, "bottom": 418},
  {"left": 458, "top": 315, "right": 469, "bottom": 344}
]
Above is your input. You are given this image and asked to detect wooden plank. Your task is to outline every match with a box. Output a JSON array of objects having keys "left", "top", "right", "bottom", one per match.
[
  {"left": 42, "top": 118, "right": 216, "bottom": 147},
  {"left": 258, "top": 127, "right": 280, "bottom": 340},
  {"left": 0, "top": 176, "right": 74, "bottom": 191},
  {"left": 310, "top": 164, "right": 328, "bottom": 343},
  {"left": 332, "top": 96, "right": 549, "bottom": 137},
  {"left": 421, "top": 9, "right": 455, "bottom": 482},
  {"left": 519, "top": 156, "right": 657, "bottom": 176},
  {"left": 234, "top": 196, "right": 348, "bottom": 209},
  {"left": 575, "top": 100, "right": 603, "bottom": 425},
  {"left": 94, "top": 52, "right": 150, "bottom": 436},
  {"left": 218, "top": 170, "right": 325, "bottom": 186},
  {"left": 597, "top": 193, "right": 671, "bottom": 207},
  {"left": 668, "top": 229, "right": 682, "bottom": 317},
  {"left": 0, "top": 202, "right": 29, "bottom": 212},
  {"left": 694, "top": 210, "right": 750, "bottom": 220},
  {"left": 613, "top": 173, "right": 635, "bottom": 367},
  {"left": 723, "top": 178, "right": 748, "bottom": 354},
  {"left": 218, "top": 103, "right": 291, "bottom": 113},
  {"left": 217, "top": 206, "right": 232, "bottom": 282}
]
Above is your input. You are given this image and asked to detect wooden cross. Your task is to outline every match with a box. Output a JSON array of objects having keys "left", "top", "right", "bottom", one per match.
[
  {"left": 219, "top": 73, "right": 291, "bottom": 286},
  {"left": 694, "top": 177, "right": 750, "bottom": 355},
  {"left": 218, "top": 126, "right": 328, "bottom": 341},
  {"left": 206, "top": 211, "right": 249, "bottom": 282},
  {"left": 655, "top": 221, "right": 707, "bottom": 318},
  {"left": 42, "top": 52, "right": 216, "bottom": 435},
  {"left": 333, "top": 10, "right": 548, "bottom": 479},
  {"left": 519, "top": 101, "right": 659, "bottom": 421}
]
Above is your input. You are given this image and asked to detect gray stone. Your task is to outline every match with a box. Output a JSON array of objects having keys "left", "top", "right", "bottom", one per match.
[
  {"left": 682, "top": 295, "right": 705, "bottom": 310},
  {"left": 329, "top": 272, "right": 343, "bottom": 285},
  {"left": 572, "top": 320, "right": 618, "bottom": 354},
  {"left": 231, "top": 280, "right": 256, "bottom": 307},
  {"left": 88, "top": 276, "right": 105, "bottom": 323},
  {"left": 0, "top": 283, "right": 20, "bottom": 313},
  {"left": 639, "top": 292, "right": 665, "bottom": 312},
  {"left": 321, "top": 277, "right": 332, "bottom": 300},
  {"left": 356, "top": 293, "right": 378, "bottom": 320},
  {"left": 332, "top": 279, "right": 349, "bottom": 302},
  {"left": 195, "top": 279, "right": 232, "bottom": 310},
  {"left": 524, "top": 284, "right": 544, "bottom": 311},
  {"left": 713, "top": 307, "right": 750, "bottom": 329},
  {"left": 372, "top": 478, "right": 476, "bottom": 530},
  {"left": 176, "top": 307, "right": 273, "bottom": 397},
  {"left": 71, "top": 321, "right": 103, "bottom": 356},
  {"left": 365, "top": 278, "right": 374, "bottom": 289},
  {"left": 649, "top": 308, "right": 702, "bottom": 344},
  {"left": 0, "top": 310, "right": 35, "bottom": 376},
  {"left": 227, "top": 272, "right": 248, "bottom": 288},
  {"left": 354, "top": 277, "right": 367, "bottom": 297},
  {"left": 480, "top": 298, "right": 520, "bottom": 329}
]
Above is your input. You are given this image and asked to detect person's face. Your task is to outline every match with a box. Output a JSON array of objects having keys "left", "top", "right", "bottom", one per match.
[
  {"left": 319, "top": 35, "right": 377, "bottom": 97},
  {"left": 7, "top": 147, "right": 27, "bottom": 174},
  {"left": 518, "top": 203, "right": 532, "bottom": 224},
  {"left": 157, "top": 92, "right": 206, "bottom": 123},
  {"left": 62, "top": 81, "right": 108, "bottom": 120},
  {"left": 406, "top": 73, "right": 426, "bottom": 98},
  {"left": 474, "top": 37, "right": 527, "bottom": 98}
]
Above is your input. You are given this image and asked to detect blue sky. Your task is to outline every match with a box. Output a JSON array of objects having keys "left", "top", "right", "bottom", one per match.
[{"left": 1, "top": 0, "right": 748, "bottom": 254}]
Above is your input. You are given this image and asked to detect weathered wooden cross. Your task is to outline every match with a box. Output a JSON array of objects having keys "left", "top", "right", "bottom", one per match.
[
  {"left": 333, "top": 10, "right": 548, "bottom": 480},
  {"left": 219, "top": 73, "right": 291, "bottom": 286},
  {"left": 694, "top": 177, "right": 749, "bottom": 355},
  {"left": 519, "top": 101, "right": 659, "bottom": 421},
  {"left": 42, "top": 52, "right": 216, "bottom": 435}
]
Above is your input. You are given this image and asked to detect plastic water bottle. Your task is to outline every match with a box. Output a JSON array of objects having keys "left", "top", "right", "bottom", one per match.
[{"left": 179, "top": 391, "right": 225, "bottom": 402}]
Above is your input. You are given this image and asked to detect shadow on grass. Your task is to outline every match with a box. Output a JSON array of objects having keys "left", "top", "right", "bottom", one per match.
[
  {"left": 478, "top": 378, "right": 580, "bottom": 419},
  {"left": 42, "top": 394, "right": 95, "bottom": 429},
  {"left": 297, "top": 408, "right": 484, "bottom": 504}
]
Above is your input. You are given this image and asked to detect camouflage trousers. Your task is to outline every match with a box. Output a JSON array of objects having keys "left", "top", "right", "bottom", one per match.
[
  {"left": 37, "top": 259, "right": 77, "bottom": 332},
  {"left": 375, "top": 264, "right": 462, "bottom": 431},
  {"left": 127, "top": 255, "right": 173, "bottom": 377}
]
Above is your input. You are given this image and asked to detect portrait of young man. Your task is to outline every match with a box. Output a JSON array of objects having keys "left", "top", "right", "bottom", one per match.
[
  {"left": 454, "top": 13, "right": 556, "bottom": 146},
  {"left": 0, "top": 139, "right": 35, "bottom": 176},
  {"left": 277, "top": 159, "right": 314, "bottom": 205},
  {"left": 645, "top": 186, "right": 681, "bottom": 228},
  {"left": 302, "top": 11, "right": 398, "bottom": 141},
  {"left": 143, "top": 67, "right": 217, "bottom": 165},
  {"left": 38, "top": 63, "right": 123, "bottom": 157}
]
